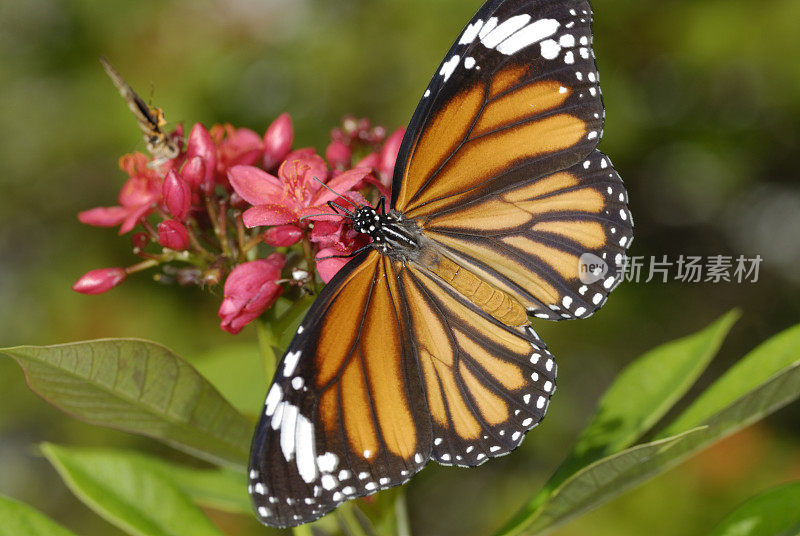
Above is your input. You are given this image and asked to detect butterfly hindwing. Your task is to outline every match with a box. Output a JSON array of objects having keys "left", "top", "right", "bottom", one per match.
[
  {"left": 392, "top": 0, "right": 603, "bottom": 217},
  {"left": 397, "top": 263, "right": 556, "bottom": 466},
  {"left": 249, "top": 251, "right": 432, "bottom": 528}
]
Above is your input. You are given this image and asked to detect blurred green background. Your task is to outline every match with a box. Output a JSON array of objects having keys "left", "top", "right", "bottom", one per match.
[{"left": 1, "top": 0, "right": 799, "bottom": 534}]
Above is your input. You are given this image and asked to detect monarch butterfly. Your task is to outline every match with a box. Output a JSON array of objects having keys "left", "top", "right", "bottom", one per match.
[
  {"left": 250, "top": 0, "right": 633, "bottom": 527},
  {"left": 100, "top": 56, "right": 180, "bottom": 163}
]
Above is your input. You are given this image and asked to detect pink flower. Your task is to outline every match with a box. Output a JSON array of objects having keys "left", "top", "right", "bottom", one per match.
[
  {"left": 210, "top": 124, "right": 264, "bottom": 185},
  {"left": 263, "top": 113, "right": 293, "bottom": 171},
  {"left": 162, "top": 171, "right": 191, "bottom": 221},
  {"left": 78, "top": 153, "right": 162, "bottom": 234},
  {"left": 228, "top": 152, "right": 370, "bottom": 230},
  {"left": 218, "top": 253, "right": 286, "bottom": 334},
  {"left": 326, "top": 140, "right": 352, "bottom": 171},
  {"left": 72, "top": 267, "right": 127, "bottom": 295},
  {"left": 157, "top": 220, "right": 190, "bottom": 250},
  {"left": 378, "top": 127, "right": 405, "bottom": 187},
  {"left": 311, "top": 219, "right": 370, "bottom": 283},
  {"left": 263, "top": 225, "right": 303, "bottom": 247}
]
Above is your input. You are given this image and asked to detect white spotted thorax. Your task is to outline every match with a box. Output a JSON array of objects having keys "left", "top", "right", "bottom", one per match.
[{"left": 352, "top": 205, "right": 422, "bottom": 255}]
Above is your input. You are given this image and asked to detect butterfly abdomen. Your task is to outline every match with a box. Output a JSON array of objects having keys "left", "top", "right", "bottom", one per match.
[{"left": 426, "top": 253, "right": 527, "bottom": 327}]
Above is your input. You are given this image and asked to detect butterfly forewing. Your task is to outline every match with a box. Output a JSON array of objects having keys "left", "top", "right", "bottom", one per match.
[{"left": 392, "top": 0, "right": 603, "bottom": 216}]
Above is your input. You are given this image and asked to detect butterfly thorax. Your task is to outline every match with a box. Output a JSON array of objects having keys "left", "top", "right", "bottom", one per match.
[
  {"left": 352, "top": 205, "right": 529, "bottom": 326},
  {"left": 352, "top": 206, "right": 422, "bottom": 257}
]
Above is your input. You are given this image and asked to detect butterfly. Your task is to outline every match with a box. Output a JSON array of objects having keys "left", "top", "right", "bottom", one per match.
[
  {"left": 249, "top": 0, "right": 633, "bottom": 527},
  {"left": 100, "top": 56, "right": 180, "bottom": 163}
]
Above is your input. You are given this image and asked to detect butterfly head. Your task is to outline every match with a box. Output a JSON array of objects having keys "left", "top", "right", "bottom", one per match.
[{"left": 352, "top": 206, "right": 383, "bottom": 238}]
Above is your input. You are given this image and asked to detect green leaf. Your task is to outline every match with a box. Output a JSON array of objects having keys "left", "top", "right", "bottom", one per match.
[
  {"left": 497, "top": 328, "right": 800, "bottom": 536},
  {"left": 69, "top": 449, "right": 252, "bottom": 514},
  {"left": 539, "top": 310, "right": 739, "bottom": 501},
  {"left": 0, "top": 494, "right": 80, "bottom": 536},
  {"left": 194, "top": 342, "right": 267, "bottom": 416},
  {"left": 1, "top": 339, "right": 253, "bottom": 469},
  {"left": 41, "top": 444, "right": 225, "bottom": 536},
  {"left": 496, "top": 429, "right": 704, "bottom": 536},
  {"left": 709, "top": 481, "right": 800, "bottom": 536},
  {"left": 660, "top": 322, "right": 800, "bottom": 436}
]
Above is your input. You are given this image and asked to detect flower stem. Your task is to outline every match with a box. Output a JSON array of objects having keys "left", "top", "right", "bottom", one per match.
[
  {"left": 125, "top": 259, "right": 159, "bottom": 274},
  {"left": 242, "top": 234, "right": 264, "bottom": 256},
  {"left": 336, "top": 502, "right": 370, "bottom": 536},
  {"left": 395, "top": 489, "right": 412, "bottom": 536},
  {"left": 204, "top": 193, "right": 232, "bottom": 258},
  {"left": 255, "top": 318, "right": 278, "bottom": 384},
  {"left": 141, "top": 219, "right": 160, "bottom": 242},
  {"left": 185, "top": 220, "right": 215, "bottom": 260},
  {"left": 234, "top": 212, "right": 247, "bottom": 260},
  {"left": 301, "top": 237, "right": 319, "bottom": 294}
]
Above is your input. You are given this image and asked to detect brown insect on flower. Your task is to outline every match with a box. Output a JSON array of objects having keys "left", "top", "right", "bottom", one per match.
[{"left": 100, "top": 56, "right": 180, "bottom": 164}]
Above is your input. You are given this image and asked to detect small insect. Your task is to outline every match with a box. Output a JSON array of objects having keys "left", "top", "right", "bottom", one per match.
[
  {"left": 100, "top": 56, "right": 180, "bottom": 163},
  {"left": 249, "top": 0, "right": 633, "bottom": 527}
]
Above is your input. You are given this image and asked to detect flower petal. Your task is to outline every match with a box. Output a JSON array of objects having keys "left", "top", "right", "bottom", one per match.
[
  {"left": 242, "top": 204, "right": 297, "bottom": 227},
  {"left": 316, "top": 248, "right": 351, "bottom": 284},
  {"left": 263, "top": 113, "right": 294, "bottom": 170},
  {"left": 228, "top": 165, "right": 284, "bottom": 206},
  {"left": 78, "top": 206, "right": 128, "bottom": 227},
  {"left": 119, "top": 204, "right": 153, "bottom": 234},
  {"left": 314, "top": 168, "right": 371, "bottom": 205}
]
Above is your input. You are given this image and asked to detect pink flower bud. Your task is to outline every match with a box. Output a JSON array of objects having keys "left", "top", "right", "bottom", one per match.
[
  {"left": 185, "top": 123, "right": 216, "bottom": 189},
  {"left": 131, "top": 232, "right": 150, "bottom": 250},
  {"left": 263, "top": 113, "right": 293, "bottom": 170},
  {"left": 181, "top": 156, "right": 206, "bottom": 192},
  {"left": 157, "top": 220, "right": 191, "bottom": 251},
  {"left": 218, "top": 253, "right": 286, "bottom": 334},
  {"left": 354, "top": 152, "right": 380, "bottom": 170},
  {"left": 326, "top": 140, "right": 352, "bottom": 170},
  {"left": 378, "top": 127, "right": 405, "bottom": 184},
  {"left": 263, "top": 225, "right": 303, "bottom": 247},
  {"left": 72, "top": 267, "right": 127, "bottom": 295},
  {"left": 162, "top": 171, "right": 191, "bottom": 221}
]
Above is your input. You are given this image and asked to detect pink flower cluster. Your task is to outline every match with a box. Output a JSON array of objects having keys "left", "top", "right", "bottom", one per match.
[{"left": 74, "top": 114, "right": 404, "bottom": 334}]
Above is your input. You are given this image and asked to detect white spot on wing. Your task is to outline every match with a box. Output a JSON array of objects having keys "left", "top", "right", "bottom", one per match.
[
  {"left": 478, "top": 17, "right": 499, "bottom": 40},
  {"left": 497, "top": 18, "right": 560, "bottom": 55},
  {"left": 481, "top": 14, "right": 531, "bottom": 49},
  {"left": 459, "top": 19, "right": 484, "bottom": 44},
  {"left": 439, "top": 55, "right": 460, "bottom": 82},
  {"left": 283, "top": 350, "right": 301, "bottom": 377},
  {"left": 279, "top": 403, "right": 298, "bottom": 461},
  {"left": 295, "top": 413, "right": 317, "bottom": 483},
  {"left": 264, "top": 384, "right": 282, "bottom": 417},
  {"left": 321, "top": 474, "right": 337, "bottom": 490},
  {"left": 270, "top": 401, "right": 285, "bottom": 430},
  {"left": 540, "top": 39, "right": 560, "bottom": 59},
  {"left": 317, "top": 452, "right": 339, "bottom": 473}
]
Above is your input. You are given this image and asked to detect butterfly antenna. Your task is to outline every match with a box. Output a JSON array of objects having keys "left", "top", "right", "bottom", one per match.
[
  {"left": 376, "top": 196, "right": 386, "bottom": 214},
  {"left": 311, "top": 176, "right": 359, "bottom": 214},
  {"left": 298, "top": 211, "right": 343, "bottom": 222},
  {"left": 328, "top": 201, "right": 354, "bottom": 217}
]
